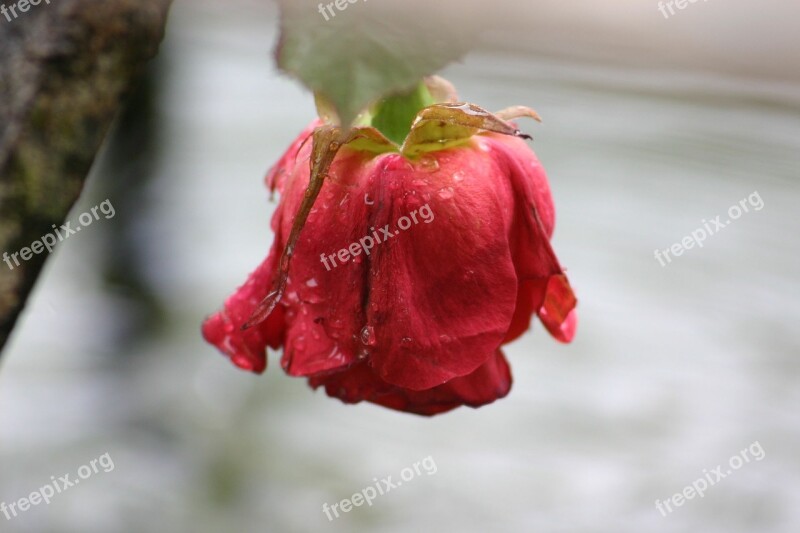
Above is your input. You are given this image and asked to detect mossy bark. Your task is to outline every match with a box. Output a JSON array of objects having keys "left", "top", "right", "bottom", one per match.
[{"left": 0, "top": 0, "right": 172, "bottom": 354}]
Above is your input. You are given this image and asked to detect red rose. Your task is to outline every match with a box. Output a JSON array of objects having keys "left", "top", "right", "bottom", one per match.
[{"left": 203, "top": 80, "right": 577, "bottom": 416}]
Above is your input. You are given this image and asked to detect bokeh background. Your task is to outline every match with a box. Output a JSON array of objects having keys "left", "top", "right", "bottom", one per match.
[{"left": 1, "top": 1, "right": 799, "bottom": 532}]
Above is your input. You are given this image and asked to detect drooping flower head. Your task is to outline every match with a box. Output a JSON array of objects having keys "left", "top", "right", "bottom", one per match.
[{"left": 203, "top": 77, "right": 577, "bottom": 416}]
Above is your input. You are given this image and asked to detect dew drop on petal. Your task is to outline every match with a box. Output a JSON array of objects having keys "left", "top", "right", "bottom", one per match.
[
  {"left": 232, "top": 354, "right": 256, "bottom": 372},
  {"left": 438, "top": 187, "right": 455, "bottom": 200},
  {"left": 294, "top": 335, "right": 306, "bottom": 352},
  {"left": 417, "top": 156, "right": 440, "bottom": 172},
  {"left": 400, "top": 337, "right": 414, "bottom": 348},
  {"left": 360, "top": 325, "right": 377, "bottom": 346},
  {"left": 327, "top": 345, "right": 347, "bottom": 365}
]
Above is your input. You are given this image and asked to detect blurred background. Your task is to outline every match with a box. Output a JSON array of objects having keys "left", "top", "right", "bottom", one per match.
[{"left": 1, "top": 0, "right": 798, "bottom": 532}]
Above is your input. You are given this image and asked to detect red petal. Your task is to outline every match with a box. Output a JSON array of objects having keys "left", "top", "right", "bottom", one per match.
[
  {"left": 539, "top": 274, "right": 578, "bottom": 343},
  {"left": 362, "top": 149, "right": 520, "bottom": 391},
  {"left": 201, "top": 250, "right": 286, "bottom": 374},
  {"left": 310, "top": 350, "right": 513, "bottom": 416},
  {"left": 272, "top": 147, "right": 378, "bottom": 377},
  {"left": 485, "top": 135, "right": 578, "bottom": 344}
]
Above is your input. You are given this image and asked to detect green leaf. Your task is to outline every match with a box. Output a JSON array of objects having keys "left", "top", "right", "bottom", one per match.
[{"left": 275, "top": 0, "right": 478, "bottom": 126}]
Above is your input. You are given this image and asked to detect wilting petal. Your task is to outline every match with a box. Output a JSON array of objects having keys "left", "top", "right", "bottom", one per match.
[
  {"left": 202, "top": 250, "right": 286, "bottom": 374},
  {"left": 310, "top": 350, "right": 512, "bottom": 416},
  {"left": 363, "top": 148, "right": 519, "bottom": 391},
  {"left": 485, "top": 134, "right": 578, "bottom": 344},
  {"left": 272, "top": 146, "right": 380, "bottom": 376},
  {"left": 539, "top": 274, "right": 578, "bottom": 343}
]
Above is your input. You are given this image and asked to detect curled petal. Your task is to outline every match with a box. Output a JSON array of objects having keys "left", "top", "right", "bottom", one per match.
[
  {"left": 201, "top": 251, "right": 286, "bottom": 374},
  {"left": 310, "top": 350, "right": 512, "bottom": 416},
  {"left": 539, "top": 275, "right": 578, "bottom": 343},
  {"left": 495, "top": 105, "right": 542, "bottom": 123},
  {"left": 485, "top": 134, "right": 578, "bottom": 344},
  {"left": 363, "top": 149, "right": 519, "bottom": 390}
]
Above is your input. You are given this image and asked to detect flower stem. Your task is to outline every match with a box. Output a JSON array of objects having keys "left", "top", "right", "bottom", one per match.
[{"left": 371, "top": 82, "right": 435, "bottom": 145}]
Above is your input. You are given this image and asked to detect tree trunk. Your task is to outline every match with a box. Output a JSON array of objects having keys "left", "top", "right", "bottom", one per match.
[{"left": 0, "top": 0, "right": 172, "bottom": 354}]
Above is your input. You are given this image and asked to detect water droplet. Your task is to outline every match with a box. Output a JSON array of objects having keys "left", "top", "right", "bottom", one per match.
[
  {"left": 400, "top": 337, "right": 414, "bottom": 348},
  {"left": 360, "top": 325, "right": 377, "bottom": 346},
  {"left": 232, "top": 354, "right": 255, "bottom": 371},
  {"left": 438, "top": 187, "right": 455, "bottom": 200},
  {"left": 453, "top": 171, "right": 466, "bottom": 182},
  {"left": 411, "top": 179, "right": 426, "bottom": 187},
  {"left": 306, "top": 278, "right": 318, "bottom": 288},
  {"left": 364, "top": 193, "right": 375, "bottom": 205},
  {"left": 294, "top": 336, "right": 307, "bottom": 351},
  {"left": 417, "top": 156, "right": 440, "bottom": 172},
  {"left": 327, "top": 345, "right": 346, "bottom": 364},
  {"left": 439, "top": 334, "right": 451, "bottom": 343}
]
